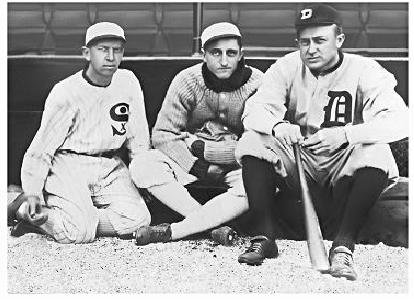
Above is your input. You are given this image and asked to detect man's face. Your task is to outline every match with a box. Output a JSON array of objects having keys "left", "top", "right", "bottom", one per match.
[
  {"left": 83, "top": 38, "right": 124, "bottom": 83},
  {"left": 203, "top": 37, "right": 242, "bottom": 79},
  {"left": 297, "top": 25, "right": 344, "bottom": 72}
]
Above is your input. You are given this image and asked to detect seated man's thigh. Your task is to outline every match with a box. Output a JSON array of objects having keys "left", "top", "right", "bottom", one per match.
[{"left": 129, "top": 149, "right": 197, "bottom": 188}]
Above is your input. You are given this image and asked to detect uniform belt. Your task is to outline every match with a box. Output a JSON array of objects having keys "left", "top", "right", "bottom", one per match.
[{"left": 59, "top": 149, "right": 119, "bottom": 159}]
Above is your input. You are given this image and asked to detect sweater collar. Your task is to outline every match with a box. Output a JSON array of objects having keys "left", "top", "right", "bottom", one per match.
[{"left": 202, "top": 58, "right": 252, "bottom": 93}]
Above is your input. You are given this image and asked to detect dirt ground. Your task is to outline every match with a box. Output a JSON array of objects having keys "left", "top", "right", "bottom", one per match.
[{"left": 7, "top": 232, "right": 409, "bottom": 294}]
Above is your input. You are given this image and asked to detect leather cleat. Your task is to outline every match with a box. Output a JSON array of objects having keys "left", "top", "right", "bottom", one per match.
[
  {"left": 135, "top": 223, "right": 172, "bottom": 246},
  {"left": 8, "top": 192, "right": 28, "bottom": 226},
  {"left": 211, "top": 226, "right": 237, "bottom": 246},
  {"left": 238, "top": 235, "right": 279, "bottom": 266},
  {"left": 329, "top": 246, "right": 358, "bottom": 281},
  {"left": 10, "top": 220, "right": 45, "bottom": 237}
]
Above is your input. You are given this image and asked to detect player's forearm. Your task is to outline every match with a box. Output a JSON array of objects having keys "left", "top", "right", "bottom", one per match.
[
  {"left": 344, "top": 110, "right": 408, "bottom": 145},
  {"left": 21, "top": 154, "right": 50, "bottom": 196}
]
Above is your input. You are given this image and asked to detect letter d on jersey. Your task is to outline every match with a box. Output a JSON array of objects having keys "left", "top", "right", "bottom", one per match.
[{"left": 300, "top": 9, "right": 313, "bottom": 20}]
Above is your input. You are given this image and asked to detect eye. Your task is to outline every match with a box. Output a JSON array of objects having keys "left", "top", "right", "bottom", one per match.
[
  {"left": 210, "top": 49, "right": 221, "bottom": 56},
  {"left": 226, "top": 50, "right": 238, "bottom": 57},
  {"left": 113, "top": 47, "right": 124, "bottom": 53}
]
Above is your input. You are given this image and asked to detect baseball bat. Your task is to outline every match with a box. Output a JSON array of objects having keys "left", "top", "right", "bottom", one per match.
[{"left": 293, "top": 143, "right": 330, "bottom": 272}]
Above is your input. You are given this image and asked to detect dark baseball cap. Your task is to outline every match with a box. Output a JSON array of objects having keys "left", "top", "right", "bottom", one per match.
[{"left": 295, "top": 4, "right": 342, "bottom": 29}]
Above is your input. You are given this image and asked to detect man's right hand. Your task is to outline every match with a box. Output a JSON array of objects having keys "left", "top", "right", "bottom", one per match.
[
  {"left": 206, "top": 164, "right": 227, "bottom": 183},
  {"left": 15, "top": 194, "right": 48, "bottom": 226},
  {"left": 272, "top": 122, "right": 304, "bottom": 145}
]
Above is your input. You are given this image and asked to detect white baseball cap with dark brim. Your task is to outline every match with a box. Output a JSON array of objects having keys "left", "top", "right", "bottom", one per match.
[
  {"left": 85, "top": 22, "right": 126, "bottom": 46},
  {"left": 201, "top": 22, "right": 241, "bottom": 49}
]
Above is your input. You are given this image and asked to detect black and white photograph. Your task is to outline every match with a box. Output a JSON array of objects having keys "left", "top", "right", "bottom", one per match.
[{"left": 4, "top": 0, "right": 411, "bottom": 295}]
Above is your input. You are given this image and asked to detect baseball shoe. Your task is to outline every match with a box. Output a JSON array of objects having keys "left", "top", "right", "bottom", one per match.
[
  {"left": 135, "top": 223, "right": 172, "bottom": 246},
  {"left": 10, "top": 220, "right": 45, "bottom": 237},
  {"left": 238, "top": 235, "right": 279, "bottom": 266},
  {"left": 211, "top": 226, "right": 237, "bottom": 246},
  {"left": 329, "top": 246, "right": 357, "bottom": 281}
]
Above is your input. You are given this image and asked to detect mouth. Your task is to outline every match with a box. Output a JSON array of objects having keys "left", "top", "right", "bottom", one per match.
[{"left": 307, "top": 57, "right": 320, "bottom": 63}]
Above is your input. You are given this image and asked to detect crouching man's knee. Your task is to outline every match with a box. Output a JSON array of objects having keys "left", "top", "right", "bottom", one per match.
[{"left": 45, "top": 210, "right": 99, "bottom": 244}]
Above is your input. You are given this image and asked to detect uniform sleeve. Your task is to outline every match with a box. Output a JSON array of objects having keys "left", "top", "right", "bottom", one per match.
[
  {"left": 21, "top": 84, "right": 76, "bottom": 196},
  {"left": 344, "top": 60, "right": 409, "bottom": 145},
  {"left": 151, "top": 73, "right": 207, "bottom": 175},
  {"left": 242, "top": 59, "right": 290, "bottom": 135},
  {"left": 125, "top": 74, "right": 150, "bottom": 160}
]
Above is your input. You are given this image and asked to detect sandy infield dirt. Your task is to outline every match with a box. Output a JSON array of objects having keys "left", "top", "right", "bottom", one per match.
[{"left": 7, "top": 232, "right": 408, "bottom": 294}]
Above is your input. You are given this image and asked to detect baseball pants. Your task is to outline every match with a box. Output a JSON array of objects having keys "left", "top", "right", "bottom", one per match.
[{"left": 39, "top": 153, "right": 151, "bottom": 243}]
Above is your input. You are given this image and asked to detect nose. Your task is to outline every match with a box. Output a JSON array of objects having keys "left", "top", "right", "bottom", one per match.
[
  {"left": 307, "top": 41, "right": 317, "bottom": 54},
  {"left": 220, "top": 54, "right": 229, "bottom": 66},
  {"left": 106, "top": 48, "right": 114, "bottom": 61}
]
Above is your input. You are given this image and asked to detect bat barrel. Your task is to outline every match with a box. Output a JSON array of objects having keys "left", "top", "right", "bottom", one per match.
[{"left": 293, "top": 143, "right": 330, "bottom": 272}]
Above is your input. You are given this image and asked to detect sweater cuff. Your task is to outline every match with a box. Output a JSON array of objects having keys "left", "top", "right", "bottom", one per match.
[
  {"left": 191, "top": 140, "right": 205, "bottom": 159},
  {"left": 189, "top": 159, "right": 209, "bottom": 179}
]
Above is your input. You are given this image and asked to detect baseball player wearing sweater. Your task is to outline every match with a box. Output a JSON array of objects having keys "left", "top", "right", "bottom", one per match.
[
  {"left": 130, "top": 22, "right": 263, "bottom": 245},
  {"left": 235, "top": 5, "right": 408, "bottom": 280},
  {"left": 8, "top": 22, "right": 151, "bottom": 243}
]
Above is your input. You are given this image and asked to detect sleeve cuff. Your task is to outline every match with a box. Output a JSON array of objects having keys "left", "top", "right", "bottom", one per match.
[{"left": 189, "top": 159, "right": 209, "bottom": 179}]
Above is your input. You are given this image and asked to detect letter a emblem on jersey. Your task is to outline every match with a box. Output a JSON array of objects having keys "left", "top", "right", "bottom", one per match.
[{"left": 300, "top": 9, "right": 313, "bottom": 20}]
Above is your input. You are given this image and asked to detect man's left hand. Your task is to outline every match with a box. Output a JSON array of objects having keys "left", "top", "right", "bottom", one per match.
[{"left": 301, "top": 127, "right": 348, "bottom": 155}]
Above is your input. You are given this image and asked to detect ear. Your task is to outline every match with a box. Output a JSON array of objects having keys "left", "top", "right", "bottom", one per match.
[
  {"left": 202, "top": 49, "right": 207, "bottom": 63},
  {"left": 238, "top": 47, "right": 244, "bottom": 61},
  {"left": 82, "top": 46, "right": 91, "bottom": 61},
  {"left": 336, "top": 33, "right": 345, "bottom": 48}
]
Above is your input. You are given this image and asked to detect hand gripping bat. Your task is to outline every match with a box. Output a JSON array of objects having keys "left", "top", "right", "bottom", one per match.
[{"left": 293, "top": 143, "right": 330, "bottom": 272}]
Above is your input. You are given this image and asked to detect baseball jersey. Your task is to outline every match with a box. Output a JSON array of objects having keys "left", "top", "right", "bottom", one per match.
[
  {"left": 152, "top": 63, "right": 263, "bottom": 173},
  {"left": 242, "top": 51, "right": 408, "bottom": 145},
  {"left": 21, "top": 68, "right": 150, "bottom": 196}
]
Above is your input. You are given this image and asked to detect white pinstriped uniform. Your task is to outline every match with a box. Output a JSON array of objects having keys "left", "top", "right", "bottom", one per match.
[
  {"left": 21, "top": 68, "right": 151, "bottom": 243},
  {"left": 236, "top": 51, "right": 408, "bottom": 190}
]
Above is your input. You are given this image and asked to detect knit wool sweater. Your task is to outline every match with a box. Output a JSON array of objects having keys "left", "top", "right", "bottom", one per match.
[{"left": 152, "top": 62, "right": 263, "bottom": 178}]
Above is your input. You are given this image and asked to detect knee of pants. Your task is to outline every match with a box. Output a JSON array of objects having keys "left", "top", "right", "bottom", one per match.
[
  {"left": 106, "top": 199, "right": 151, "bottom": 235},
  {"left": 45, "top": 209, "right": 98, "bottom": 244}
]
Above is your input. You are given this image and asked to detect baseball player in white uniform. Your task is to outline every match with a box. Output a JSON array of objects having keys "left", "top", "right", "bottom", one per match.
[
  {"left": 235, "top": 4, "right": 408, "bottom": 280},
  {"left": 8, "top": 22, "right": 151, "bottom": 243}
]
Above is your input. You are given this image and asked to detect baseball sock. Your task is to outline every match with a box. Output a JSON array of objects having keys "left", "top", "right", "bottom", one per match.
[
  {"left": 332, "top": 167, "right": 387, "bottom": 252},
  {"left": 148, "top": 182, "right": 202, "bottom": 217},
  {"left": 241, "top": 155, "right": 278, "bottom": 241},
  {"left": 170, "top": 193, "right": 248, "bottom": 240}
]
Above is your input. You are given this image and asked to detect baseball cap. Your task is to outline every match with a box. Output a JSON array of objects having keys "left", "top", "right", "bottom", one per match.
[
  {"left": 295, "top": 4, "right": 342, "bottom": 29},
  {"left": 201, "top": 22, "right": 241, "bottom": 49},
  {"left": 85, "top": 22, "right": 126, "bottom": 46}
]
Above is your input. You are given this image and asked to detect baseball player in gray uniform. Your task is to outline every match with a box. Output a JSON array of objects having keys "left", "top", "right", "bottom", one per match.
[
  {"left": 235, "top": 4, "right": 408, "bottom": 280},
  {"left": 8, "top": 22, "right": 151, "bottom": 243}
]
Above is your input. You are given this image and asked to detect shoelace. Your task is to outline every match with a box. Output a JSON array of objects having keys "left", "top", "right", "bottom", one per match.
[
  {"left": 333, "top": 252, "right": 353, "bottom": 266},
  {"left": 246, "top": 241, "right": 264, "bottom": 255}
]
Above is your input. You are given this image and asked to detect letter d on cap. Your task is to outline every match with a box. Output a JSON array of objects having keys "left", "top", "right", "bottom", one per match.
[{"left": 300, "top": 8, "right": 313, "bottom": 20}]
